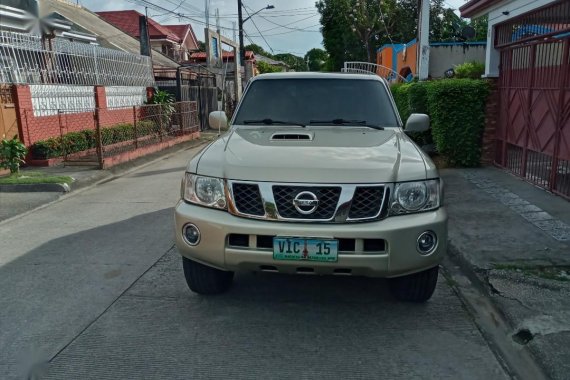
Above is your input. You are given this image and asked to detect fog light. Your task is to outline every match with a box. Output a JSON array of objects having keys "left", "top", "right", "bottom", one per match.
[
  {"left": 183, "top": 223, "right": 201, "bottom": 246},
  {"left": 417, "top": 231, "right": 437, "bottom": 255}
]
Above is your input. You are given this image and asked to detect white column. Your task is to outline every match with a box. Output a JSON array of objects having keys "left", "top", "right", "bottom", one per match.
[{"left": 418, "top": 0, "right": 430, "bottom": 80}]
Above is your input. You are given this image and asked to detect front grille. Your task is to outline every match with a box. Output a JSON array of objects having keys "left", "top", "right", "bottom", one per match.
[
  {"left": 273, "top": 186, "right": 341, "bottom": 219},
  {"left": 349, "top": 186, "right": 384, "bottom": 219},
  {"left": 232, "top": 183, "right": 265, "bottom": 216}
]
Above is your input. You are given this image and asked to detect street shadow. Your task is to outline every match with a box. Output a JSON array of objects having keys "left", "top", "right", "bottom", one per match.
[
  {"left": 127, "top": 166, "right": 187, "bottom": 178},
  {"left": 0, "top": 208, "right": 175, "bottom": 380}
]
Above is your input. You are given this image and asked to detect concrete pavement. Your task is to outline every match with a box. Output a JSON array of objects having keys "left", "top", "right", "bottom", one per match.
[
  {"left": 442, "top": 167, "right": 570, "bottom": 380},
  {"left": 0, "top": 135, "right": 215, "bottom": 223},
  {"left": 1, "top": 145, "right": 511, "bottom": 379}
]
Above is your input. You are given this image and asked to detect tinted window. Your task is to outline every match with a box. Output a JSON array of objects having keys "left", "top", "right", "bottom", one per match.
[{"left": 234, "top": 78, "right": 398, "bottom": 127}]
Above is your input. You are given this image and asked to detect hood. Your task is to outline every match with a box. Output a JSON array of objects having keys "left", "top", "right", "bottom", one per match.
[{"left": 191, "top": 126, "right": 432, "bottom": 183}]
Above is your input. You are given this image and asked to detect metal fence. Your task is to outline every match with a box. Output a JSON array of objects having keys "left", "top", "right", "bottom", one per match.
[
  {"left": 25, "top": 101, "right": 199, "bottom": 169},
  {"left": 495, "top": 1, "right": 570, "bottom": 199},
  {"left": 154, "top": 68, "right": 218, "bottom": 130},
  {"left": 0, "top": 30, "right": 154, "bottom": 87},
  {"left": 342, "top": 62, "right": 406, "bottom": 82}
]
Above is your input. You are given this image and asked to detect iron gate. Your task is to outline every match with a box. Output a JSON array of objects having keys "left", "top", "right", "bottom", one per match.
[{"left": 495, "top": 0, "right": 570, "bottom": 199}]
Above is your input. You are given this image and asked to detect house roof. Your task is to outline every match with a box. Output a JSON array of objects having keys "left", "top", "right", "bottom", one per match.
[
  {"left": 189, "top": 50, "right": 255, "bottom": 61},
  {"left": 459, "top": 0, "right": 503, "bottom": 18},
  {"left": 97, "top": 10, "right": 180, "bottom": 42},
  {"left": 256, "top": 54, "right": 289, "bottom": 67},
  {"left": 163, "top": 24, "right": 199, "bottom": 50},
  {"left": 377, "top": 39, "right": 417, "bottom": 53},
  {"left": 39, "top": 0, "right": 178, "bottom": 68}
]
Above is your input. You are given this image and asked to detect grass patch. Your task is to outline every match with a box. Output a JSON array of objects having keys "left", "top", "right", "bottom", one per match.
[
  {"left": 493, "top": 263, "right": 570, "bottom": 282},
  {"left": 0, "top": 171, "right": 73, "bottom": 185}
]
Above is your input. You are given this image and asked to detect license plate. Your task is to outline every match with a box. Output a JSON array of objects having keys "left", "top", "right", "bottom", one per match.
[{"left": 273, "top": 237, "right": 338, "bottom": 262}]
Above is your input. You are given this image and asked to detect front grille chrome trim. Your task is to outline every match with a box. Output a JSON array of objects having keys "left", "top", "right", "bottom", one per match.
[{"left": 227, "top": 180, "right": 390, "bottom": 223}]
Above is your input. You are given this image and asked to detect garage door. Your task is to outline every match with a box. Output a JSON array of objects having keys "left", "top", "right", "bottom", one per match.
[{"left": 495, "top": 0, "right": 570, "bottom": 199}]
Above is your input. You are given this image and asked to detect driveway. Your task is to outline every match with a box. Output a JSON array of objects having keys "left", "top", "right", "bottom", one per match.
[{"left": 0, "top": 146, "right": 508, "bottom": 379}]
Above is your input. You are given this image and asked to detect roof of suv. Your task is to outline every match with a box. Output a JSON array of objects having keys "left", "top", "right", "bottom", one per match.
[{"left": 252, "top": 72, "right": 384, "bottom": 81}]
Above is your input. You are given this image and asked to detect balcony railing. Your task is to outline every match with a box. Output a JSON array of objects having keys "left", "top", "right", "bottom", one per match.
[
  {"left": 342, "top": 62, "right": 406, "bottom": 82},
  {"left": 0, "top": 30, "right": 154, "bottom": 87}
]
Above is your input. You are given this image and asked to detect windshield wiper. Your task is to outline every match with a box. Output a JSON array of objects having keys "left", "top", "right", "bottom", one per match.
[
  {"left": 242, "top": 119, "right": 305, "bottom": 127},
  {"left": 309, "top": 119, "right": 384, "bottom": 130}
]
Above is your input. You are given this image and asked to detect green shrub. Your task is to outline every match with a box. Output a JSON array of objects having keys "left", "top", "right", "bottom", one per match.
[
  {"left": 30, "top": 138, "right": 62, "bottom": 159},
  {"left": 82, "top": 130, "right": 97, "bottom": 149},
  {"left": 61, "top": 132, "right": 89, "bottom": 154},
  {"left": 408, "top": 81, "right": 429, "bottom": 114},
  {"left": 454, "top": 61, "right": 485, "bottom": 79},
  {"left": 391, "top": 82, "right": 432, "bottom": 147},
  {"left": 390, "top": 83, "right": 411, "bottom": 122},
  {"left": 426, "top": 79, "right": 489, "bottom": 167},
  {"left": 391, "top": 79, "right": 490, "bottom": 166},
  {"left": 0, "top": 135, "right": 27, "bottom": 173},
  {"left": 30, "top": 120, "right": 159, "bottom": 159}
]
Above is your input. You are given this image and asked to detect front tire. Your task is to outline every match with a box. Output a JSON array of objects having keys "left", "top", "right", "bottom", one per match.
[
  {"left": 389, "top": 266, "right": 439, "bottom": 302},
  {"left": 182, "top": 257, "right": 234, "bottom": 295}
]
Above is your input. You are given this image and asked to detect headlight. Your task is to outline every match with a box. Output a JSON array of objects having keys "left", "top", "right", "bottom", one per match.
[
  {"left": 390, "top": 179, "right": 440, "bottom": 215},
  {"left": 182, "top": 173, "right": 227, "bottom": 209}
]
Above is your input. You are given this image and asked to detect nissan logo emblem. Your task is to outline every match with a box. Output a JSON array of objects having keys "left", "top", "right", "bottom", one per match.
[{"left": 293, "top": 191, "right": 319, "bottom": 214}]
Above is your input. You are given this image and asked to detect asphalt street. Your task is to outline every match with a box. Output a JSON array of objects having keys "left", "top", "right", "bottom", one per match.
[{"left": 1, "top": 145, "right": 510, "bottom": 379}]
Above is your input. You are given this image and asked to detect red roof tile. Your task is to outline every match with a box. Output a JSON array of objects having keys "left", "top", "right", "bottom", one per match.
[
  {"left": 189, "top": 50, "right": 255, "bottom": 61},
  {"left": 163, "top": 24, "right": 199, "bottom": 50},
  {"left": 97, "top": 10, "right": 180, "bottom": 42}
]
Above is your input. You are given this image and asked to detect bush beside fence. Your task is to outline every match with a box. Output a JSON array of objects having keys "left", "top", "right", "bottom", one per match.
[
  {"left": 391, "top": 79, "right": 490, "bottom": 167},
  {"left": 30, "top": 121, "right": 156, "bottom": 159}
]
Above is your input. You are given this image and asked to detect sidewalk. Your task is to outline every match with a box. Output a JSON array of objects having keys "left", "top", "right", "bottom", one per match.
[
  {"left": 0, "top": 134, "right": 216, "bottom": 223},
  {"left": 442, "top": 167, "right": 570, "bottom": 380}
]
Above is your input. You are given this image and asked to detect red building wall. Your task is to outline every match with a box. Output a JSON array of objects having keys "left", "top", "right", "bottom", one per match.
[{"left": 14, "top": 85, "right": 146, "bottom": 146}]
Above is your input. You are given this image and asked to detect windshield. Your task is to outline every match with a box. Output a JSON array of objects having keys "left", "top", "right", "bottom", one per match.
[{"left": 233, "top": 78, "right": 399, "bottom": 127}]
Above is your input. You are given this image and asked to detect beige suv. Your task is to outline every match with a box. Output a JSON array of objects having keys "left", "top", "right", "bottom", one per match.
[{"left": 175, "top": 73, "right": 447, "bottom": 302}]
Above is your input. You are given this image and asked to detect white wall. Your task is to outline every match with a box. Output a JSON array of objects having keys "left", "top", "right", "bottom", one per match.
[
  {"left": 470, "top": 0, "right": 558, "bottom": 77},
  {"left": 429, "top": 45, "right": 486, "bottom": 78}
]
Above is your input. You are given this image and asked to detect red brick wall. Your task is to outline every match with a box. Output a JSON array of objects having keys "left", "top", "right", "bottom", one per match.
[
  {"left": 481, "top": 78, "right": 499, "bottom": 165},
  {"left": 15, "top": 85, "right": 142, "bottom": 146}
]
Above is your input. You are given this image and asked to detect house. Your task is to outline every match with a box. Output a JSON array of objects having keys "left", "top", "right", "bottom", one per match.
[
  {"left": 255, "top": 54, "right": 289, "bottom": 72},
  {"left": 38, "top": 0, "right": 178, "bottom": 69},
  {"left": 376, "top": 39, "right": 486, "bottom": 80},
  {"left": 97, "top": 10, "right": 199, "bottom": 63},
  {"left": 187, "top": 50, "right": 256, "bottom": 64},
  {"left": 0, "top": 0, "right": 173, "bottom": 152},
  {"left": 460, "top": 0, "right": 570, "bottom": 199}
]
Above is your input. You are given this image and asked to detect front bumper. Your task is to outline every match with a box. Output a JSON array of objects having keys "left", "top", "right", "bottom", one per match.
[{"left": 174, "top": 201, "right": 447, "bottom": 278}]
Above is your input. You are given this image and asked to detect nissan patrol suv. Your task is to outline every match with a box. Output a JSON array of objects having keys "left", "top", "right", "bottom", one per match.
[{"left": 175, "top": 73, "right": 447, "bottom": 302}]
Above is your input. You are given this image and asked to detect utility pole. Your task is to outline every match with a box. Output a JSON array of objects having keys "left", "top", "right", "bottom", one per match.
[
  {"left": 205, "top": 0, "right": 209, "bottom": 29},
  {"left": 417, "top": 0, "right": 430, "bottom": 80},
  {"left": 232, "top": 21, "right": 237, "bottom": 43},
  {"left": 216, "top": 8, "right": 220, "bottom": 35},
  {"left": 238, "top": 0, "right": 245, "bottom": 65}
]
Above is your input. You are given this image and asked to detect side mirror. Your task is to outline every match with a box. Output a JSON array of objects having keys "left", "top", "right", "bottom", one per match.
[
  {"left": 405, "top": 113, "right": 430, "bottom": 133},
  {"left": 209, "top": 111, "right": 228, "bottom": 130}
]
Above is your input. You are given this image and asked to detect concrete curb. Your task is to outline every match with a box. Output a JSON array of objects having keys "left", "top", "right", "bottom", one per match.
[
  {"left": 0, "top": 182, "right": 71, "bottom": 193},
  {"left": 0, "top": 138, "right": 210, "bottom": 226},
  {"left": 445, "top": 242, "right": 549, "bottom": 379}
]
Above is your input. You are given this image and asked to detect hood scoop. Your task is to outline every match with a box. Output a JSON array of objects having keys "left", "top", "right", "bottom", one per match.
[{"left": 270, "top": 132, "right": 314, "bottom": 141}]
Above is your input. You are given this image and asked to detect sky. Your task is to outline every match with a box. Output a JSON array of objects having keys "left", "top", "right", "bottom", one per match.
[{"left": 79, "top": 0, "right": 467, "bottom": 56}]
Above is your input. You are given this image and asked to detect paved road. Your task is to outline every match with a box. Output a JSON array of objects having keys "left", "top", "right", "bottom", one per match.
[{"left": 1, "top": 146, "right": 509, "bottom": 379}]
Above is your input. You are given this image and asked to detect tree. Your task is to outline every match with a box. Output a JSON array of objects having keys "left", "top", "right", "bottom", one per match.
[
  {"left": 470, "top": 16, "right": 488, "bottom": 41},
  {"left": 316, "top": 0, "right": 366, "bottom": 71},
  {"left": 257, "top": 61, "right": 282, "bottom": 74},
  {"left": 316, "top": 0, "right": 465, "bottom": 69},
  {"left": 273, "top": 53, "right": 306, "bottom": 72},
  {"left": 245, "top": 43, "right": 271, "bottom": 57},
  {"left": 304, "top": 48, "right": 329, "bottom": 71}
]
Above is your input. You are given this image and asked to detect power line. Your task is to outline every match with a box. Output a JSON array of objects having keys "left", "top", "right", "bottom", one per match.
[
  {"left": 247, "top": 25, "right": 321, "bottom": 37},
  {"left": 256, "top": 14, "right": 318, "bottom": 33},
  {"left": 242, "top": 4, "right": 273, "bottom": 53}
]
